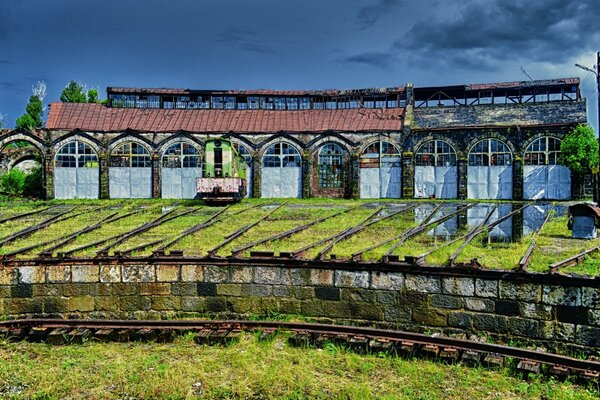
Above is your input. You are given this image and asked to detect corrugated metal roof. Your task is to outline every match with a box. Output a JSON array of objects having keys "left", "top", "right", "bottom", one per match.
[
  {"left": 46, "top": 102, "right": 405, "bottom": 133},
  {"left": 107, "top": 86, "right": 406, "bottom": 96}
]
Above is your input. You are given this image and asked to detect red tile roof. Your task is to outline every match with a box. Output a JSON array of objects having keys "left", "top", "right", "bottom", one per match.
[
  {"left": 46, "top": 102, "right": 405, "bottom": 133},
  {"left": 107, "top": 86, "right": 406, "bottom": 96}
]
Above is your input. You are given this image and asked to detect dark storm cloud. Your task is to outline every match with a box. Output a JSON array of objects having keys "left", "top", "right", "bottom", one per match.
[
  {"left": 394, "top": 0, "right": 600, "bottom": 70},
  {"left": 343, "top": 51, "right": 395, "bottom": 69},
  {"left": 357, "top": 0, "right": 401, "bottom": 29}
]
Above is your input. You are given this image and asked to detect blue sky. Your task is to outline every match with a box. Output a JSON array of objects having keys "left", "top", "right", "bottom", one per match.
[{"left": 0, "top": 0, "right": 598, "bottom": 132}]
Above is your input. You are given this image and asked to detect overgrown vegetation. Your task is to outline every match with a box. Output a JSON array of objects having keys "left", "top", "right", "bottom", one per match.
[
  {"left": 60, "top": 81, "right": 103, "bottom": 104},
  {"left": 0, "top": 334, "right": 597, "bottom": 399},
  {"left": 0, "top": 165, "right": 43, "bottom": 198}
]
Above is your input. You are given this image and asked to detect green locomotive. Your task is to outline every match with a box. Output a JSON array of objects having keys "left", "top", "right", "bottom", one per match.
[{"left": 196, "top": 138, "right": 247, "bottom": 203}]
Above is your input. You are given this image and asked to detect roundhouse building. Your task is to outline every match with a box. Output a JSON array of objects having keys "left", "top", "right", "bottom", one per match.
[{"left": 0, "top": 77, "right": 588, "bottom": 200}]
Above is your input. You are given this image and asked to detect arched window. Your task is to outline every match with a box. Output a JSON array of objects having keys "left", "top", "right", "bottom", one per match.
[
  {"left": 361, "top": 141, "right": 400, "bottom": 166},
  {"left": 235, "top": 143, "right": 252, "bottom": 165},
  {"left": 524, "top": 137, "right": 561, "bottom": 165},
  {"left": 468, "top": 139, "right": 511, "bottom": 166},
  {"left": 416, "top": 140, "right": 456, "bottom": 166},
  {"left": 262, "top": 142, "right": 301, "bottom": 167},
  {"left": 110, "top": 142, "right": 151, "bottom": 167},
  {"left": 318, "top": 143, "right": 345, "bottom": 188},
  {"left": 55, "top": 141, "right": 98, "bottom": 168},
  {"left": 161, "top": 142, "right": 202, "bottom": 168}
]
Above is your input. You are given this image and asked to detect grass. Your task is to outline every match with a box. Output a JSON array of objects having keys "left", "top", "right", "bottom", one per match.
[
  {"left": 0, "top": 199, "right": 599, "bottom": 276},
  {"left": 0, "top": 334, "right": 597, "bottom": 399}
]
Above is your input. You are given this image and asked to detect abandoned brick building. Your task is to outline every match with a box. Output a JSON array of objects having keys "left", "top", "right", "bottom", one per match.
[{"left": 0, "top": 77, "right": 588, "bottom": 200}]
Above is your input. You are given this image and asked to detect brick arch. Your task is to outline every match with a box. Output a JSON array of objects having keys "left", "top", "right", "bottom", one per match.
[
  {"left": 307, "top": 133, "right": 355, "bottom": 156},
  {"left": 465, "top": 133, "right": 517, "bottom": 157},
  {"left": 256, "top": 134, "right": 305, "bottom": 160},
  {"left": 108, "top": 135, "right": 153, "bottom": 155},
  {"left": 7, "top": 152, "right": 41, "bottom": 170},
  {"left": 356, "top": 136, "right": 402, "bottom": 156},
  {"left": 520, "top": 132, "right": 563, "bottom": 158},
  {"left": 411, "top": 135, "right": 461, "bottom": 159},
  {"left": 0, "top": 131, "right": 46, "bottom": 156},
  {"left": 52, "top": 136, "right": 102, "bottom": 160},
  {"left": 156, "top": 135, "right": 204, "bottom": 157}
]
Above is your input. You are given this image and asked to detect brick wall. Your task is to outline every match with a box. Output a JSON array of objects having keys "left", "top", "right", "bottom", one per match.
[{"left": 1, "top": 262, "right": 599, "bottom": 353}]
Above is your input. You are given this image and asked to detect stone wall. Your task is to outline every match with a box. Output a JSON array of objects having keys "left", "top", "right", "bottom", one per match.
[{"left": 1, "top": 262, "right": 599, "bottom": 353}]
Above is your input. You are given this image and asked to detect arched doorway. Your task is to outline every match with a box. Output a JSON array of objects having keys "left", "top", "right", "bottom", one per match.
[
  {"left": 523, "top": 137, "right": 570, "bottom": 199},
  {"left": 315, "top": 143, "right": 348, "bottom": 198},
  {"left": 359, "top": 141, "right": 401, "bottom": 198},
  {"left": 261, "top": 142, "right": 302, "bottom": 198},
  {"left": 54, "top": 141, "right": 99, "bottom": 199},
  {"left": 109, "top": 142, "right": 152, "bottom": 198},
  {"left": 161, "top": 141, "right": 203, "bottom": 199},
  {"left": 468, "top": 139, "right": 513, "bottom": 199},
  {"left": 414, "top": 140, "right": 457, "bottom": 198}
]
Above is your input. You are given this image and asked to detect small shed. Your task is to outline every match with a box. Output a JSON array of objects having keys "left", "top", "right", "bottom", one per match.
[{"left": 567, "top": 203, "right": 600, "bottom": 239}]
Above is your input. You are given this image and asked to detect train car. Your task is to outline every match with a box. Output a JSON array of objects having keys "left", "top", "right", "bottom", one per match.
[{"left": 196, "top": 138, "right": 247, "bottom": 203}]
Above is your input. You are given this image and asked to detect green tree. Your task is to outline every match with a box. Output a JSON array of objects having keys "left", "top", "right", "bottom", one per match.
[
  {"left": 559, "top": 124, "right": 599, "bottom": 175},
  {"left": 15, "top": 95, "right": 44, "bottom": 130},
  {"left": 60, "top": 81, "right": 87, "bottom": 103},
  {"left": 87, "top": 88, "right": 99, "bottom": 103}
]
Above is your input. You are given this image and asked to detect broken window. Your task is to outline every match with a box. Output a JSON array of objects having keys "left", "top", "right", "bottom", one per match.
[
  {"left": 524, "top": 137, "right": 561, "bottom": 165},
  {"left": 318, "top": 143, "right": 345, "bottom": 188},
  {"left": 55, "top": 141, "right": 98, "bottom": 168},
  {"left": 262, "top": 142, "right": 301, "bottom": 168},
  {"left": 360, "top": 140, "right": 401, "bottom": 168},
  {"left": 416, "top": 140, "right": 457, "bottom": 167},
  {"left": 468, "top": 139, "right": 511, "bottom": 166},
  {"left": 110, "top": 142, "right": 151, "bottom": 167},
  {"left": 162, "top": 142, "right": 202, "bottom": 168}
]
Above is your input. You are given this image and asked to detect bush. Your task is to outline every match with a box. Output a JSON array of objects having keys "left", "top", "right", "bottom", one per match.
[
  {"left": 0, "top": 168, "right": 26, "bottom": 195},
  {"left": 559, "top": 124, "right": 599, "bottom": 175},
  {"left": 23, "top": 165, "right": 44, "bottom": 198}
]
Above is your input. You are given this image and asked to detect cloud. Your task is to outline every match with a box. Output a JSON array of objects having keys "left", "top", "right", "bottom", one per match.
[
  {"left": 357, "top": 0, "right": 401, "bottom": 29},
  {"left": 343, "top": 51, "right": 396, "bottom": 69},
  {"left": 394, "top": 0, "right": 600, "bottom": 70},
  {"left": 217, "top": 28, "right": 280, "bottom": 56}
]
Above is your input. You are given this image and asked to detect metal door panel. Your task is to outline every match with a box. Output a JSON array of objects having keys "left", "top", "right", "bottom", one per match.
[
  {"left": 437, "top": 166, "right": 457, "bottom": 199},
  {"left": 76, "top": 168, "right": 99, "bottom": 199},
  {"left": 161, "top": 168, "right": 183, "bottom": 199},
  {"left": 360, "top": 168, "right": 380, "bottom": 198},
  {"left": 245, "top": 163, "right": 252, "bottom": 198},
  {"left": 109, "top": 168, "right": 130, "bottom": 198},
  {"left": 261, "top": 167, "right": 279, "bottom": 198},
  {"left": 548, "top": 165, "right": 571, "bottom": 200},
  {"left": 414, "top": 166, "right": 435, "bottom": 198},
  {"left": 281, "top": 167, "right": 302, "bottom": 198},
  {"left": 496, "top": 166, "right": 513, "bottom": 199},
  {"left": 130, "top": 168, "right": 152, "bottom": 198},
  {"left": 467, "top": 166, "right": 488, "bottom": 199},
  {"left": 181, "top": 168, "right": 203, "bottom": 199},
  {"left": 54, "top": 168, "right": 77, "bottom": 199},
  {"left": 523, "top": 165, "right": 546, "bottom": 200}
]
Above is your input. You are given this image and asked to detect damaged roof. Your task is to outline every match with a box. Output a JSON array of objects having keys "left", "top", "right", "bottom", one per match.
[{"left": 45, "top": 102, "right": 405, "bottom": 133}]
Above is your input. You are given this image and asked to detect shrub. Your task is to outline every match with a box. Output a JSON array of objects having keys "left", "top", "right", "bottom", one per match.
[{"left": 0, "top": 168, "right": 26, "bottom": 195}]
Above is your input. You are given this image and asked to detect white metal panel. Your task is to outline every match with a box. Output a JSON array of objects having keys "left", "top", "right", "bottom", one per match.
[
  {"left": 381, "top": 158, "right": 401, "bottom": 198},
  {"left": 360, "top": 168, "right": 380, "bottom": 198},
  {"left": 467, "top": 166, "right": 487, "bottom": 199},
  {"left": 76, "top": 168, "right": 99, "bottom": 199},
  {"left": 245, "top": 163, "right": 252, "bottom": 198},
  {"left": 496, "top": 166, "right": 513, "bottom": 200},
  {"left": 110, "top": 167, "right": 151, "bottom": 198},
  {"left": 161, "top": 168, "right": 202, "bottom": 199},
  {"left": 437, "top": 166, "right": 458, "bottom": 199},
  {"left": 414, "top": 166, "right": 435, "bottom": 198},
  {"left": 261, "top": 167, "right": 301, "bottom": 198},
  {"left": 547, "top": 165, "right": 571, "bottom": 200},
  {"left": 468, "top": 166, "right": 512, "bottom": 199},
  {"left": 523, "top": 165, "right": 546, "bottom": 200},
  {"left": 130, "top": 168, "right": 152, "bottom": 198},
  {"left": 54, "top": 168, "right": 77, "bottom": 199}
]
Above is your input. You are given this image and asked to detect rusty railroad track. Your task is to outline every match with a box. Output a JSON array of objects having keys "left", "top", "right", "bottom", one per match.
[{"left": 0, "top": 318, "right": 598, "bottom": 384}]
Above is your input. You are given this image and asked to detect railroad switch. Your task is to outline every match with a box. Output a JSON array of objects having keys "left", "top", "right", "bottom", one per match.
[{"left": 517, "top": 359, "right": 541, "bottom": 375}]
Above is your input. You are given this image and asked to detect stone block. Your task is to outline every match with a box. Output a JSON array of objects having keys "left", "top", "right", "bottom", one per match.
[
  {"left": 46, "top": 265, "right": 71, "bottom": 283},
  {"left": 230, "top": 266, "right": 253, "bottom": 283},
  {"left": 509, "top": 318, "right": 539, "bottom": 338},
  {"left": 171, "top": 283, "right": 197, "bottom": 296},
  {"left": 376, "top": 290, "right": 398, "bottom": 304},
  {"left": 204, "top": 265, "right": 229, "bottom": 283},
  {"left": 335, "top": 270, "right": 369, "bottom": 288},
  {"left": 139, "top": 283, "right": 171, "bottom": 296},
  {"left": 32, "top": 284, "right": 60, "bottom": 297},
  {"left": 156, "top": 265, "right": 179, "bottom": 282},
  {"left": 442, "top": 277, "right": 474, "bottom": 296},
  {"left": 472, "top": 313, "right": 508, "bottom": 333},
  {"left": 11, "top": 283, "right": 33, "bottom": 298},
  {"left": 589, "top": 309, "right": 600, "bottom": 326},
  {"left": 110, "top": 283, "right": 138, "bottom": 296},
  {"left": 555, "top": 306, "right": 588, "bottom": 325},
  {"left": 412, "top": 307, "right": 448, "bottom": 327},
  {"left": 546, "top": 322, "right": 576, "bottom": 341},
  {"left": 18, "top": 266, "right": 45, "bottom": 284},
  {"left": 302, "top": 300, "right": 351, "bottom": 318},
  {"left": 280, "top": 268, "right": 310, "bottom": 286},
  {"left": 196, "top": 282, "right": 217, "bottom": 296},
  {"left": 289, "top": 287, "right": 314, "bottom": 300},
  {"left": 228, "top": 297, "right": 257, "bottom": 314},
  {"left": 431, "top": 294, "right": 463, "bottom": 309},
  {"left": 581, "top": 287, "right": 599, "bottom": 308},
  {"left": 475, "top": 279, "right": 498, "bottom": 298},
  {"left": 575, "top": 325, "right": 600, "bottom": 347},
  {"left": 241, "top": 284, "right": 272, "bottom": 297},
  {"left": 122, "top": 265, "right": 155, "bottom": 283},
  {"left": 216, "top": 284, "right": 242, "bottom": 297},
  {"left": 181, "top": 296, "right": 204, "bottom": 312},
  {"left": 272, "top": 285, "right": 292, "bottom": 297},
  {"left": 0, "top": 267, "right": 16, "bottom": 285},
  {"left": 100, "top": 265, "right": 121, "bottom": 282},
  {"left": 151, "top": 296, "right": 181, "bottom": 311},
  {"left": 181, "top": 264, "right": 204, "bottom": 282},
  {"left": 94, "top": 297, "right": 120, "bottom": 312},
  {"left": 309, "top": 269, "right": 334, "bottom": 286},
  {"left": 4, "top": 298, "right": 43, "bottom": 315},
  {"left": 499, "top": 281, "right": 541, "bottom": 302},
  {"left": 398, "top": 292, "right": 429, "bottom": 307},
  {"left": 405, "top": 274, "right": 440, "bottom": 293},
  {"left": 68, "top": 296, "right": 95, "bottom": 312},
  {"left": 384, "top": 306, "right": 412, "bottom": 323},
  {"left": 341, "top": 288, "right": 375, "bottom": 303},
  {"left": 43, "top": 297, "right": 69, "bottom": 314},
  {"left": 204, "top": 297, "right": 227, "bottom": 312},
  {"left": 465, "top": 298, "right": 494, "bottom": 312},
  {"left": 495, "top": 300, "right": 520, "bottom": 316},
  {"left": 448, "top": 312, "right": 472, "bottom": 329},
  {"left": 119, "top": 296, "right": 151, "bottom": 312},
  {"left": 254, "top": 267, "right": 281, "bottom": 284},
  {"left": 277, "top": 299, "right": 301, "bottom": 314},
  {"left": 519, "top": 303, "right": 551, "bottom": 320},
  {"left": 370, "top": 272, "right": 404, "bottom": 290},
  {"left": 542, "top": 285, "right": 581, "bottom": 306},
  {"left": 349, "top": 303, "right": 384, "bottom": 321},
  {"left": 71, "top": 265, "right": 99, "bottom": 283},
  {"left": 314, "top": 286, "right": 340, "bottom": 301}
]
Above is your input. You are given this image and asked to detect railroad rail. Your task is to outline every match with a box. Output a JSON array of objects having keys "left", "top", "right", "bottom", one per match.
[{"left": 0, "top": 318, "right": 598, "bottom": 383}]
